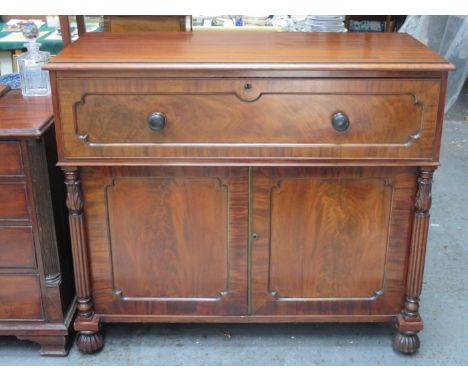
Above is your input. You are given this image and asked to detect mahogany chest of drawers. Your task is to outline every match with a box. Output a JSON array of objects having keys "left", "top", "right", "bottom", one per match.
[
  {"left": 46, "top": 32, "right": 453, "bottom": 354},
  {"left": 0, "top": 90, "right": 75, "bottom": 355}
]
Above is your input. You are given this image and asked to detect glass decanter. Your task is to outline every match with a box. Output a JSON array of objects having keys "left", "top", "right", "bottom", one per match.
[{"left": 17, "top": 22, "right": 51, "bottom": 96}]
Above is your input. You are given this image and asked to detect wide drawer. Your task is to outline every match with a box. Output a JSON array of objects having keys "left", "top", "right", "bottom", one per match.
[
  {"left": 0, "top": 141, "right": 23, "bottom": 175},
  {"left": 0, "top": 182, "right": 30, "bottom": 221},
  {"left": 0, "top": 226, "right": 36, "bottom": 268},
  {"left": 56, "top": 78, "right": 441, "bottom": 162},
  {"left": 0, "top": 274, "right": 43, "bottom": 319}
]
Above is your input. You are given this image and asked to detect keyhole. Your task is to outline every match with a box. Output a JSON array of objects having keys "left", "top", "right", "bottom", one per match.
[
  {"left": 252, "top": 233, "right": 259, "bottom": 240},
  {"left": 244, "top": 82, "right": 252, "bottom": 90}
]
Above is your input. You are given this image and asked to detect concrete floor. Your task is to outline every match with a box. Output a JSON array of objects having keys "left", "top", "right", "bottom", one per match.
[{"left": 1, "top": 85, "right": 467, "bottom": 366}]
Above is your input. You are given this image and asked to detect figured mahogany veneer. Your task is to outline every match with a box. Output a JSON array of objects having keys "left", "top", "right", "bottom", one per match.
[
  {"left": 47, "top": 32, "right": 453, "bottom": 355},
  {"left": 251, "top": 167, "right": 415, "bottom": 316},
  {"left": 82, "top": 167, "right": 248, "bottom": 316},
  {"left": 57, "top": 78, "right": 440, "bottom": 162}
]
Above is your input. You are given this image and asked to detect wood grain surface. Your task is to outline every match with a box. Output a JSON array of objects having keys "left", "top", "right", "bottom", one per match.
[
  {"left": 0, "top": 226, "right": 36, "bottom": 268},
  {"left": 0, "top": 183, "right": 29, "bottom": 221},
  {"left": 0, "top": 141, "right": 23, "bottom": 175},
  {"left": 251, "top": 167, "right": 416, "bottom": 316},
  {"left": 47, "top": 31, "right": 452, "bottom": 353},
  {"left": 80, "top": 166, "right": 249, "bottom": 316},
  {"left": 0, "top": 91, "right": 74, "bottom": 355},
  {"left": 0, "top": 90, "right": 53, "bottom": 137},
  {"left": 268, "top": 177, "right": 391, "bottom": 298},
  {"left": 56, "top": 77, "right": 440, "bottom": 163},
  {"left": 0, "top": 274, "right": 43, "bottom": 319},
  {"left": 107, "top": 176, "right": 229, "bottom": 299},
  {"left": 46, "top": 32, "right": 453, "bottom": 72}
]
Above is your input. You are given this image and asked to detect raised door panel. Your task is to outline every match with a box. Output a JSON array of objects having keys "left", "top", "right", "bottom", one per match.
[
  {"left": 73, "top": 93, "right": 421, "bottom": 145},
  {"left": 251, "top": 167, "right": 416, "bottom": 316},
  {"left": 270, "top": 177, "right": 391, "bottom": 299},
  {"left": 81, "top": 167, "right": 248, "bottom": 316},
  {"left": 108, "top": 177, "right": 228, "bottom": 299}
]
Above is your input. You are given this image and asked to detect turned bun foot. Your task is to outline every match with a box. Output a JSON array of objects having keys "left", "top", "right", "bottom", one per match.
[
  {"left": 393, "top": 331, "right": 420, "bottom": 354},
  {"left": 76, "top": 331, "right": 104, "bottom": 354}
]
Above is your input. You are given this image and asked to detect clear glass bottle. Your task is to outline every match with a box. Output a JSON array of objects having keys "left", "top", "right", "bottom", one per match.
[{"left": 17, "top": 23, "right": 51, "bottom": 96}]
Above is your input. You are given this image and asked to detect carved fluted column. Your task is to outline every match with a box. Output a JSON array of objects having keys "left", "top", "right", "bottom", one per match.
[
  {"left": 64, "top": 168, "right": 103, "bottom": 353},
  {"left": 27, "top": 139, "right": 62, "bottom": 287},
  {"left": 394, "top": 167, "right": 434, "bottom": 354}
]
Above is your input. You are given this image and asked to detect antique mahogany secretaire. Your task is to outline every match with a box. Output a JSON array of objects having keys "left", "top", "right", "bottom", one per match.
[{"left": 45, "top": 32, "right": 454, "bottom": 354}]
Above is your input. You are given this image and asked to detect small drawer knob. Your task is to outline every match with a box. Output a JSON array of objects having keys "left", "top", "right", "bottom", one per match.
[
  {"left": 331, "top": 112, "right": 350, "bottom": 132},
  {"left": 147, "top": 112, "right": 166, "bottom": 131}
]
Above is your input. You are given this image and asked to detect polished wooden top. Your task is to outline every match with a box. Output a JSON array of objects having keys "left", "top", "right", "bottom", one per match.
[
  {"left": 46, "top": 32, "right": 454, "bottom": 72},
  {"left": 0, "top": 90, "right": 53, "bottom": 137}
]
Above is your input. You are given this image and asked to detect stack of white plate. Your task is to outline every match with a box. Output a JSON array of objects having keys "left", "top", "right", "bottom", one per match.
[
  {"left": 290, "top": 15, "right": 308, "bottom": 31},
  {"left": 305, "top": 16, "right": 347, "bottom": 32},
  {"left": 270, "top": 15, "right": 293, "bottom": 31}
]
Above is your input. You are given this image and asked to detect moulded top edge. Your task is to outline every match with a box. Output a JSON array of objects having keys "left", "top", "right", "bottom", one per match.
[
  {"left": 44, "top": 61, "right": 456, "bottom": 72},
  {"left": 45, "top": 32, "right": 455, "bottom": 73}
]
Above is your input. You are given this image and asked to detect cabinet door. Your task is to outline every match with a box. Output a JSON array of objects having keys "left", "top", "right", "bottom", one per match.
[
  {"left": 251, "top": 167, "right": 416, "bottom": 316},
  {"left": 81, "top": 167, "right": 248, "bottom": 316}
]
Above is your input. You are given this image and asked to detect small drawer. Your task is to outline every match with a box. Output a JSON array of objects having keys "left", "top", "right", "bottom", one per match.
[
  {"left": 0, "top": 141, "right": 23, "bottom": 176},
  {"left": 0, "top": 274, "right": 43, "bottom": 319},
  {"left": 57, "top": 77, "right": 441, "bottom": 162},
  {"left": 0, "top": 183, "right": 30, "bottom": 221},
  {"left": 0, "top": 226, "right": 36, "bottom": 268}
]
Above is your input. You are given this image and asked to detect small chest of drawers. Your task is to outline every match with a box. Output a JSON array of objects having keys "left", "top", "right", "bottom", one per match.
[
  {"left": 46, "top": 32, "right": 453, "bottom": 354},
  {"left": 0, "top": 90, "right": 75, "bottom": 355}
]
